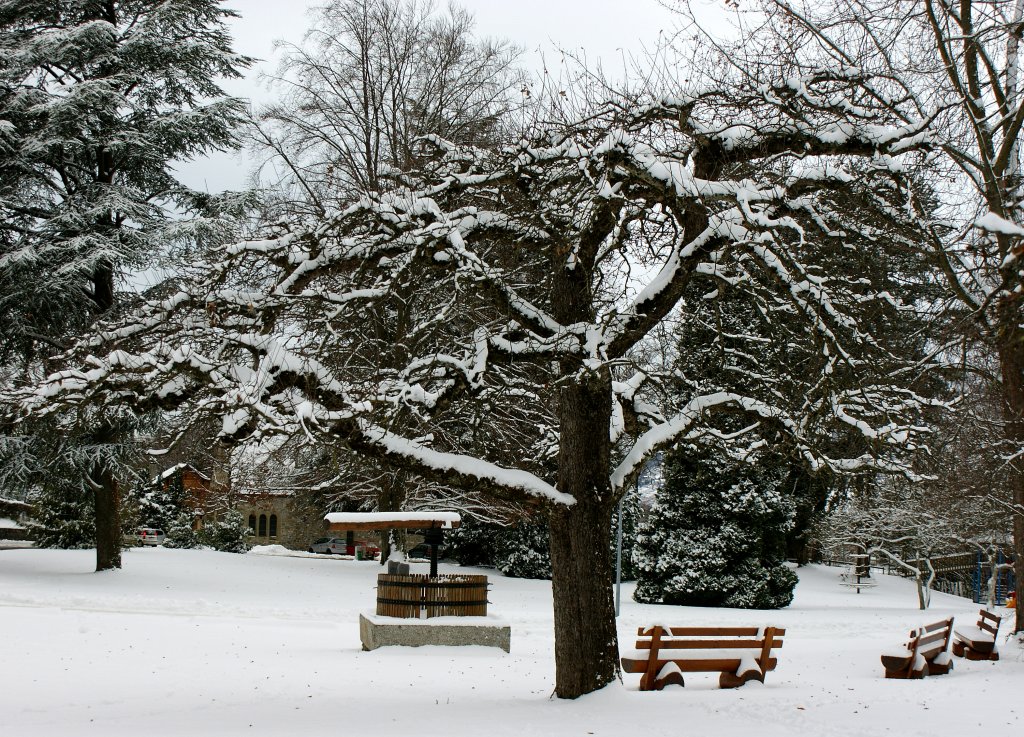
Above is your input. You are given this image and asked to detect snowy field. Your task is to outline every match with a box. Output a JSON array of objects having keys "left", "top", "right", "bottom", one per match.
[{"left": 1, "top": 548, "right": 1020, "bottom": 737}]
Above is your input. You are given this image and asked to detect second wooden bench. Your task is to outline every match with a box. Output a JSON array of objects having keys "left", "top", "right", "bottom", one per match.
[{"left": 880, "top": 617, "right": 954, "bottom": 679}]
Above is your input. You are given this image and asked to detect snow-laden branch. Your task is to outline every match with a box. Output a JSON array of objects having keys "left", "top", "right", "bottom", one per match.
[
  {"left": 611, "top": 392, "right": 796, "bottom": 493},
  {"left": 350, "top": 420, "right": 572, "bottom": 505}
]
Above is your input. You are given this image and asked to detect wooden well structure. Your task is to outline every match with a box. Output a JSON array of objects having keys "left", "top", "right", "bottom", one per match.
[{"left": 325, "top": 512, "right": 489, "bottom": 619}]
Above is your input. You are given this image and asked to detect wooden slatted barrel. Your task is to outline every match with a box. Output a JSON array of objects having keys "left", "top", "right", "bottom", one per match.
[{"left": 376, "top": 573, "right": 488, "bottom": 618}]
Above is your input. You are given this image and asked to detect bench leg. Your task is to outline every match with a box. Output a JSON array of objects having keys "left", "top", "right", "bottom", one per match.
[
  {"left": 964, "top": 646, "right": 999, "bottom": 662},
  {"left": 719, "top": 671, "right": 763, "bottom": 689},
  {"left": 654, "top": 671, "right": 685, "bottom": 690},
  {"left": 884, "top": 662, "right": 928, "bottom": 679}
]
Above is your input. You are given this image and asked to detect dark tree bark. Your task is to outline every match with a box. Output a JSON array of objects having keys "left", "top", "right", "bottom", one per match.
[
  {"left": 90, "top": 421, "right": 121, "bottom": 571},
  {"left": 997, "top": 292, "right": 1024, "bottom": 631},
  {"left": 548, "top": 498, "right": 618, "bottom": 697},
  {"left": 547, "top": 234, "right": 621, "bottom": 696}
]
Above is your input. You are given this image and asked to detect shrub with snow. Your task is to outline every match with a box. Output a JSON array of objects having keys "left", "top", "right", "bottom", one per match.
[
  {"left": 494, "top": 521, "right": 552, "bottom": 579},
  {"left": 163, "top": 511, "right": 199, "bottom": 549},
  {"left": 26, "top": 473, "right": 95, "bottom": 550},
  {"left": 632, "top": 446, "right": 797, "bottom": 609},
  {"left": 198, "top": 509, "right": 252, "bottom": 553}
]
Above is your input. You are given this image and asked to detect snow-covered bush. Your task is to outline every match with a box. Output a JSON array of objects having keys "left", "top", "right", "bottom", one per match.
[
  {"left": 27, "top": 475, "right": 95, "bottom": 550},
  {"left": 633, "top": 447, "right": 797, "bottom": 609},
  {"left": 133, "top": 472, "right": 188, "bottom": 532},
  {"left": 198, "top": 510, "right": 251, "bottom": 553},
  {"left": 446, "top": 516, "right": 552, "bottom": 579},
  {"left": 494, "top": 521, "right": 551, "bottom": 579},
  {"left": 163, "top": 511, "right": 199, "bottom": 549},
  {"left": 444, "top": 516, "right": 497, "bottom": 567}
]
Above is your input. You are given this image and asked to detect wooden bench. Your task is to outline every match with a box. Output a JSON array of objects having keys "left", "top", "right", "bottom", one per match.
[
  {"left": 880, "top": 617, "right": 954, "bottom": 679},
  {"left": 952, "top": 609, "right": 1001, "bottom": 661},
  {"left": 620, "top": 625, "right": 785, "bottom": 690}
]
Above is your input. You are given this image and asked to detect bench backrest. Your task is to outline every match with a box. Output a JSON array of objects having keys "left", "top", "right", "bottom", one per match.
[
  {"left": 634, "top": 626, "right": 785, "bottom": 672},
  {"left": 908, "top": 618, "right": 953, "bottom": 659},
  {"left": 977, "top": 609, "right": 1001, "bottom": 638}
]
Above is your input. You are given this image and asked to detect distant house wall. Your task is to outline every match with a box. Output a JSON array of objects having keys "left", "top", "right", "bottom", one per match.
[{"left": 236, "top": 494, "right": 292, "bottom": 547}]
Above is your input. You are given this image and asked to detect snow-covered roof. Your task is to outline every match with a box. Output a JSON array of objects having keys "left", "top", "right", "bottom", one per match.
[
  {"left": 0, "top": 517, "right": 25, "bottom": 530},
  {"left": 152, "top": 463, "right": 211, "bottom": 485},
  {"left": 324, "top": 511, "right": 461, "bottom": 530}
]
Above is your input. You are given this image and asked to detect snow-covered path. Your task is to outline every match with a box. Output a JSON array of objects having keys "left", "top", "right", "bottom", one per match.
[{"left": 0, "top": 547, "right": 1020, "bottom": 736}]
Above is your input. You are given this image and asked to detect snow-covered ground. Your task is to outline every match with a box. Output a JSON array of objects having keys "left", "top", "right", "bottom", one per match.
[{"left": 1, "top": 547, "right": 1020, "bottom": 737}]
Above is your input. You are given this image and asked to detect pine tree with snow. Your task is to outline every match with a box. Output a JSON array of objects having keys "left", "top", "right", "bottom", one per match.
[
  {"left": 494, "top": 519, "right": 552, "bottom": 579},
  {"left": 163, "top": 510, "right": 198, "bottom": 549},
  {"left": 0, "top": 0, "right": 252, "bottom": 570},
  {"left": 26, "top": 471, "right": 96, "bottom": 549},
  {"left": 198, "top": 509, "right": 251, "bottom": 553},
  {"left": 633, "top": 446, "right": 798, "bottom": 609},
  {"left": 134, "top": 471, "right": 188, "bottom": 531}
]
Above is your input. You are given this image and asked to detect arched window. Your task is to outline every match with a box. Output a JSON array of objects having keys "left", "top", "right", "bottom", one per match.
[
  {"left": 269, "top": 514, "right": 278, "bottom": 538},
  {"left": 258, "top": 514, "right": 267, "bottom": 537},
  {"left": 248, "top": 514, "right": 256, "bottom": 532}
]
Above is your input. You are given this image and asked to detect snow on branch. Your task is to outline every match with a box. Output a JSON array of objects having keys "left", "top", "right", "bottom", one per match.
[{"left": 351, "top": 420, "right": 572, "bottom": 505}]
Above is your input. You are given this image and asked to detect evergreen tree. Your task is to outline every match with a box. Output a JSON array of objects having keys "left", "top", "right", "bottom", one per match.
[
  {"left": 198, "top": 509, "right": 250, "bottom": 553},
  {"left": 134, "top": 469, "right": 187, "bottom": 531},
  {"left": 633, "top": 446, "right": 798, "bottom": 609},
  {"left": 163, "top": 510, "right": 198, "bottom": 549},
  {"left": 444, "top": 515, "right": 497, "bottom": 567},
  {"left": 493, "top": 519, "right": 551, "bottom": 580},
  {"left": 0, "top": 0, "right": 252, "bottom": 570},
  {"left": 26, "top": 470, "right": 96, "bottom": 549}
]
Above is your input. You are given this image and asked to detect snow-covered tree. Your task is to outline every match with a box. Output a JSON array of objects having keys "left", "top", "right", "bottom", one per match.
[
  {"left": 731, "top": 0, "right": 1024, "bottom": 634},
  {"left": 162, "top": 510, "right": 198, "bottom": 549},
  {"left": 134, "top": 469, "right": 187, "bottom": 531},
  {"left": 197, "top": 509, "right": 250, "bottom": 553},
  {"left": 0, "top": 0, "right": 252, "bottom": 570},
  {"left": 633, "top": 445, "right": 797, "bottom": 609},
  {"left": 247, "top": 0, "right": 526, "bottom": 547},
  {"left": 26, "top": 467, "right": 96, "bottom": 549},
  {"left": 816, "top": 480, "right": 962, "bottom": 609},
  {"left": 6, "top": 46, "right": 950, "bottom": 697}
]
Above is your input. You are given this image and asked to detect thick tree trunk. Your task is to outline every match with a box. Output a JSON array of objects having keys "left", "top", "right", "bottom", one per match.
[
  {"left": 548, "top": 369, "right": 619, "bottom": 698},
  {"left": 548, "top": 496, "right": 618, "bottom": 698},
  {"left": 92, "top": 465, "right": 121, "bottom": 571},
  {"left": 997, "top": 293, "right": 1024, "bottom": 632},
  {"left": 90, "top": 422, "right": 121, "bottom": 572}
]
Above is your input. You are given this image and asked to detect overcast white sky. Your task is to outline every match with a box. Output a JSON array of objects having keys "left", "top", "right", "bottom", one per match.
[{"left": 177, "top": 0, "right": 725, "bottom": 192}]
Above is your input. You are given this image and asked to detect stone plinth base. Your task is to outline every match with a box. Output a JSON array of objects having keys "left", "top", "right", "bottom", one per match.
[{"left": 359, "top": 612, "right": 510, "bottom": 652}]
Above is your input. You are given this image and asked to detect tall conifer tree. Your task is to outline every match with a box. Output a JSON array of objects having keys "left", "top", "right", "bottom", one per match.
[{"left": 0, "top": 0, "right": 251, "bottom": 570}]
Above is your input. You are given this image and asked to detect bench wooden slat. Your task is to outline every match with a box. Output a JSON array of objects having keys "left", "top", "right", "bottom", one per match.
[
  {"left": 916, "top": 632, "right": 949, "bottom": 649},
  {"left": 635, "top": 638, "right": 784, "bottom": 650},
  {"left": 622, "top": 656, "right": 779, "bottom": 674},
  {"left": 637, "top": 626, "right": 785, "bottom": 637}
]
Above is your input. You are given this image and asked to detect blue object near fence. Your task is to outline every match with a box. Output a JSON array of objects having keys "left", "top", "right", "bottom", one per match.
[{"left": 973, "top": 550, "right": 1016, "bottom": 605}]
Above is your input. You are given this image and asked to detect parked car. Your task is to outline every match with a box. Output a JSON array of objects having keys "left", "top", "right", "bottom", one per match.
[
  {"left": 136, "top": 527, "right": 166, "bottom": 546},
  {"left": 308, "top": 537, "right": 382, "bottom": 559},
  {"left": 309, "top": 537, "right": 351, "bottom": 555}
]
